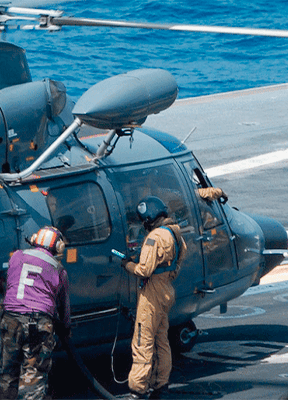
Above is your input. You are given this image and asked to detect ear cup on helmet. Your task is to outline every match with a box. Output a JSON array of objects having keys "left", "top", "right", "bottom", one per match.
[
  {"left": 56, "top": 239, "right": 65, "bottom": 254},
  {"left": 30, "top": 233, "right": 37, "bottom": 245}
]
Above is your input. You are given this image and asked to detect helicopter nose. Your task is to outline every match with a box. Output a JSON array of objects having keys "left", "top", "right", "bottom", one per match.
[{"left": 248, "top": 213, "right": 287, "bottom": 277}]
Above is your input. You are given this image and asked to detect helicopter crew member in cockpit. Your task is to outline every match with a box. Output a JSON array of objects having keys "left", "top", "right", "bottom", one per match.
[
  {"left": 0, "top": 226, "right": 71, "bottom": 400},
  {"left": 122, "top": 196, "right": 187, "bottom": 400}
]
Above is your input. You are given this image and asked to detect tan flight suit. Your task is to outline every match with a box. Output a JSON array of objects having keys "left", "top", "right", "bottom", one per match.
[{"left": 125, "top": 217, "right": 187, "bottom": 395}]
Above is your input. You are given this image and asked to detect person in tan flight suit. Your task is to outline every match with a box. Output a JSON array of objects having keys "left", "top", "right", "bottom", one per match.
[{"left": 122, "top": 196, "right": 187, "bottom": 400}]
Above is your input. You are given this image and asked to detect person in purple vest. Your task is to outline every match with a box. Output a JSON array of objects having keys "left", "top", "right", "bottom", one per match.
[{"left": 0, "top": 226, "right": 71, "bottom": 400}]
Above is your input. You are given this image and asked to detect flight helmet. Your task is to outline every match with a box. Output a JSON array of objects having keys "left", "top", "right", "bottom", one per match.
[
  {"left": 30, "top": 226, "right": 65, "bottom": 255},
  {"left": 137, "top": 196, "right": 168, "bottom": 225}
]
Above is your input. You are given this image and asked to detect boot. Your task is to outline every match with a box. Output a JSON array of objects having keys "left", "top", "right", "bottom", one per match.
[
  {"left": 149, "top": 384, "right": 169, "bottom": 399},
  {"left": 126, "top": 390, "right": 150, "bottom": 399}
]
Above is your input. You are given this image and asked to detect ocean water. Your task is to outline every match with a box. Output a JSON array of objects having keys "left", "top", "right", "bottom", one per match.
[{"left": 4, "top": 0, "right": 288, "bottom": 101}]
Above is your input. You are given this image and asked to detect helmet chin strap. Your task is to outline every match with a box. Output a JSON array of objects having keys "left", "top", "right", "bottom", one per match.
[
  {"left": 144, "top": 215, "right": 166, "bottom": 232},
  {"left": 25, "top": 236, "right": 33, "bottom": 246},
  {"left": 143, "top": 221, "right": 152, "bottom": 232}
]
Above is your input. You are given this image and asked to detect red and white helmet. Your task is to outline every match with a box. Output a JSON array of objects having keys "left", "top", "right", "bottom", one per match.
[{"left": 30, "top": 226, "right": 65, "bottom": 255}]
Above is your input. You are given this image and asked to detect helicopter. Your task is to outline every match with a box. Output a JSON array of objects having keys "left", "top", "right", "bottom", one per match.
[{"left": 0, "top": 4, "right": 287, "bottom": 359}]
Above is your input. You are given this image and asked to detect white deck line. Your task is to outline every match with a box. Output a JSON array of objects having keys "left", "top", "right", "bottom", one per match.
[{"left": 206, "top": 149, "right": 288, "bottom": 177}]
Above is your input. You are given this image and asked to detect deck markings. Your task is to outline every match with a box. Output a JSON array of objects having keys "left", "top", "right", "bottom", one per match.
[
  {"left": 187, "top": 341, "right": 287, "bottom": 365},
  {"left": 206, "top": 149, "right": 288, "bottom": 178},
  {"left": 199, "top": 305, "right": 265, "bottom": 319}
]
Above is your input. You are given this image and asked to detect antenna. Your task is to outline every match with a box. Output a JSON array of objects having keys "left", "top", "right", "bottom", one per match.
[
  {"left": 173, "top": 127, "right": 197, "bottom": 152},
  {"left": 181, "top": 127, "right": 197, "bottom": 145}
]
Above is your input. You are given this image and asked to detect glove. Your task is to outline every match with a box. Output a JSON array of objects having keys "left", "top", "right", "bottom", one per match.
[
  {"left": 121, "top": 258, "right": 129, "bottom": 269},
  {"left": 121, "top": 257, "right": 134, "bottom": 269}
]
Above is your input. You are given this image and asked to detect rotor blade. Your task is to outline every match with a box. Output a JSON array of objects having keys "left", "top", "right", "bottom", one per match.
[
  {"left": 4, "top": 6, "right": 63, "bottom": 17},
  {"left": 0, "top": 15, "right": 37, "bottom": 23},
  {"left": 51, "top": 16, "right": 288, "bottom": 38},
  {"left": 2, "top": 5, "right": 288, "bottom": 38}
]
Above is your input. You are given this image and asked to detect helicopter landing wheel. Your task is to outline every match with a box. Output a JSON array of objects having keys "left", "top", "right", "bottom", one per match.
[{"left": 169, "top": 320, "right": 199, "bottom": 354}]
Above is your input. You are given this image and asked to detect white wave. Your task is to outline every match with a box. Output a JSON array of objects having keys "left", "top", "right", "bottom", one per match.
[{"left": 8, "top": 0, "right": 75, "bottom": 6}]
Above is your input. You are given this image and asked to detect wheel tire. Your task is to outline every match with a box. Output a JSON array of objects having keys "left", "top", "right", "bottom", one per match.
[{"left": 169, "top": 320, "right": 198, "bottom": 354}]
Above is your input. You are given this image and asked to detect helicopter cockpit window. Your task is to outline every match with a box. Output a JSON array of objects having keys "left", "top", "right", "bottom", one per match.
[
  {"left": 112, "top": 163, "right": 197, "bottom": 251},
  {"left": 183, "top": 163, "right": 223, "bottom": 230},
  {"left": 47, "top": 182, "right": 111, "bottom": 244}
]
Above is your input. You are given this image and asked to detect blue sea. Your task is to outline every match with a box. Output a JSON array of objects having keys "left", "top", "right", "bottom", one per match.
[{"left": 5, "top": 0, "right": 288, "bottom": 101}]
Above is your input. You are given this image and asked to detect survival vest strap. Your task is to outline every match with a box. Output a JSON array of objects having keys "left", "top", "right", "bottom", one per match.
[
  {"left": 153, "top": 226, "right": 180, "bottom": 275},
  {"left": 23, "top": 249, "right": 62, "bottom": 270}
]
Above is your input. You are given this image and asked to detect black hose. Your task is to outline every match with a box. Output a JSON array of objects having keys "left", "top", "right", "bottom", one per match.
[
  {"left": 0, "top": 106, "right": 9, "bottom": 172},
  {"left": 61, "top": 336, "right": 117, "bottom": 400}
]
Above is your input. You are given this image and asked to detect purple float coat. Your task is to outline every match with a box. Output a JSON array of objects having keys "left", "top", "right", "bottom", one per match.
[{"left": 3, "top": 248, "right": 70, "bottom": 328}]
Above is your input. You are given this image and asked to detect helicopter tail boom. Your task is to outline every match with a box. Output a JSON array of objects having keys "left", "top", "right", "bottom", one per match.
[{"left": 248, "top": 213, "right": 288, "bottom": 278}]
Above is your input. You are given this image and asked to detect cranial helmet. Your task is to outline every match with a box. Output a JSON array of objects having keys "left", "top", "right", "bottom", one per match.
[
  {"left": 30, "top": 226, "right": 65, "bottom": 255},
  {"left": 137, "top": 196, "right": 168, "bottom": 225}
]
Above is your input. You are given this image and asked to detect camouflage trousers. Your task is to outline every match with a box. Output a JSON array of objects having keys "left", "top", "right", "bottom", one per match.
[{"left": 0, "top": 312, "right": 55, "bottom": 400}]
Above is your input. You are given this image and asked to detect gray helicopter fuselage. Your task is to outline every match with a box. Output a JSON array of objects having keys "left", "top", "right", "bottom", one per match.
[
  {"left": 0, "top": 41, "right": 286, "bottom": 348},
  {"left": 0, "top": 121, "right": 285, "bottom": 346}
]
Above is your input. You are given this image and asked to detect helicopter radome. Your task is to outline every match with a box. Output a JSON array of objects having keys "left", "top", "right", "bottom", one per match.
[
  {"left": 0, "top": 41, "right": 287, "bottom": 356},
  {"left": 73, "top": 68, "right": 178, "bottom": 129}
]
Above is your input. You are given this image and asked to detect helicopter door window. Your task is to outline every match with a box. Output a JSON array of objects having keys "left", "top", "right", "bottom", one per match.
[
  {"left": 112, "top": 163, "right": 197, "bottom": 250},
  {"left": 47, "top": 182, "right": 111, "bottom": 244},
  {"left": 183, "top": 164, "right": 223, "bottom": 230}
]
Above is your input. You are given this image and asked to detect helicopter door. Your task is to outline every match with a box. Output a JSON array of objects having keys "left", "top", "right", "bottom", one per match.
[
  {"left": 0, "top": 185, "right": 19, "bottom": 293},
  {"left": 110, "top": 162, "right": 204, "bottom": 306},
  {"left": 45, "top": 174, "right": 131, "bottom": 343},
  {"left": 182, "top": 163, "right": 237, "bottom": 288}
]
